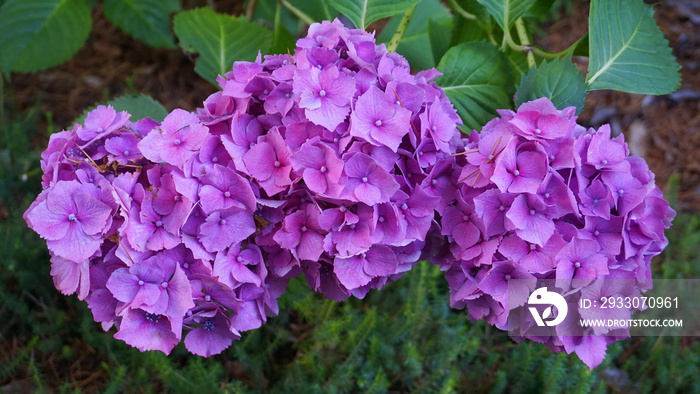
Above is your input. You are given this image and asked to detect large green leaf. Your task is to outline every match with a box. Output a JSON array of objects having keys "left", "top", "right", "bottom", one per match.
[
  {"left": 515, "top": 57, "right": 587, "bottom": 113},
  {"left": 328, "top": 0, "right": 419, "bottom": 30},
  {"left": 376, "top": 0, "right": 452, "bottom": 69},
  {"left": 436, "top": 41, "right": 513, "bottom": 131},
  {"left": 74, "top": 94, "right": 169, "bottom": 125},
  {"left": 505, "top": 49, "right": 529, "bottom": 85},
  {"left": 0, "top": 0, "right": 92, "bottom": 73},
  {"left": 103, "top": 0, "right": 180, "bottom": 49},
  {"left": 476, "top": 0, "right": 536, "bottom": 30},
  {"left": 173, "top": 7, "right": 271, "bottom": 85},
  {"left": 586, "top": 0, "right": 680, "bottom": 94}
]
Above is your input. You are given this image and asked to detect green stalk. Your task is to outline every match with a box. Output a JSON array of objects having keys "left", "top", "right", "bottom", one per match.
[
  {"left": 448, "top": 0, "right": 477, "bottom": 20},
  {"left": 280, "top": 0, "right": 315, "bottom": 25},
  {"left": 505, "top": 19, "right": 582, "bottom": 61},
  {"left": 515, "top": 18, "right": 536, "bottom": 68},
  {"left": 387, "top": 5, "right": 417, "bottom": 53}
]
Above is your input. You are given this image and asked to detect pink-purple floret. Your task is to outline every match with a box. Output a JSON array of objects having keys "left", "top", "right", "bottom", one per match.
[{"left": 24, "top": 19, "right": 674, "bottom": 368}]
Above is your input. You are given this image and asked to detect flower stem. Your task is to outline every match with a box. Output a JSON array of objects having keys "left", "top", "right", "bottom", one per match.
[
  {"left": 387, "top": 5, "right": 417, "bottom": 53},
  {"left": 514, "top": 19, "right": 536, "bottom": 68},
  {"left": 504, "top": 18, "right": 580, "bottom": 61},
  {"left": 245, "top": 0, "right": 258, "bottom": 19},
  {"left": 280, "top": 0, "right": 314, "bottom": 26},
  {"left": 448, "top": 0, "right": 476, "bottom": 20}
]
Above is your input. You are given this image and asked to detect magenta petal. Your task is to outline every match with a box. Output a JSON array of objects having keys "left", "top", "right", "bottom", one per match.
[
  {"left": 114, "top": 309, "right": 179, "bottom": 354},
  {"left": 26, "top": 200, "right": 69, "bottom": 240},
  {"left": 363, "top": 245, "right": 398, "bottom": 276},
  {"left": 164, "top": 264, "right": 195, "bottom": 317},
  {"left": 106, "top": 268, "right": 140, "bottom": 303},
  {"left": 137, "top": 130, "right": 167, "bottom": 163},
  {"left": 73, "top": 192, "right": 112, "bottom": 235},
  {"left": 297, "top": 231, "right": 324, "bottom": 261},
  {"left": 45, "top": 181, "right": 81, "bottom": 214},
  {"left": 50, "top": 255, "right": 90, "bottom": 300},
  {"left": 303, "top": 169, "right": 329, "bottom": 194},
  {"left": 131, "top": 283, "right": 163, "bottom": 310},
  {"left": 242, "top": 141, "right": 275, "bottom": 180},
  {"left": 199, "top": 210, "right": 255, "bottom": 252},
  {"left": 334, "top": 255, "right": 372, "bottom": 290},
  {"left": 574, "top": 335, "right": 607, "bottom": 370},
  {"left": 231, "top": 261, "right": 262, "bottom": 286},
  {"left": 184, "top": 319, "right": 237, "bottom": 357},
  {"left": 47, "top": 225, "right": 102, "bottom": 262},
  {"left": 231, "top": 300, "right": 263, "bottom": 332},
  {"left": 353, "top": 183, "right": 382, "bottom": 205},
  {"left": 305, "top": 101, "right": 351, "bottom": 132}
]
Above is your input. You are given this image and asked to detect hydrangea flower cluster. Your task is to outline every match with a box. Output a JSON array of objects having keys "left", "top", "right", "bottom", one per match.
[
  {"left": 24, "top": 17, "right": 675, "bottom": 367},
  {"left": 24, "top": 19, "right": 463, "bottom": 356},
  {"left": 195, "top": 19, "right": 462, "bottom": 300},
  {"left": 24, "top": 105, "right": 291, "bottom": 356},
  {"left": 431, "top": 97, "right": 675, "bottom": 368}
]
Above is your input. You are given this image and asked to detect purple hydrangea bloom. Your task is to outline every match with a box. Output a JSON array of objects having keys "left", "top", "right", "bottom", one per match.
[
  {"left": 432, "top": 97, "right": 674, "bottom": 369},
  {"left": 194, "top": 18, "right": 462, "bottom": 303},
  {"left": 25, "top": 102, "right": 292, "bottom": 356},
  {"left": 26, "top": 18, "right": 462, "bottom": 356},
  {"left": 29, "top": 18, "right": 674, "bottom": 371}
]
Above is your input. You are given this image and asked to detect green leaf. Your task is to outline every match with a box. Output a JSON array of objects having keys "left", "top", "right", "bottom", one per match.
[
  {"left": 476, "top": 0, "right": 536, "bottom": 30},
  {"left": 571, "top": 33, "right": 589, "bottom": 57},
  {"left": 515, "top": 57, "right": 587, "bottom": 113},
  {"left": 450, "top": 15, "right": 490, "bottom": 47},
  {"left": 328, "top": 0, "right": 419, "bottom": 30},
  {"left": 0, "top": 0, "right": 92, "bottom": 73},
  {"left": 254, "top": 0, "right": 297, "bottom": 36},
  {"left": 376, "top": 0, "right": 452, "bottom": 69},
  {"left": 586, "top": 0, "right": 680, "bottom": 94},
  {"left": 524, "top": 0, "right": 555, "bottom": 19},
  {"left": 270, "top": 2, "right": 296, "bottom": 54},
  {"left": 102, "top": 0, "right": 181, "bottom": 49},
  {"left": 74, "top": 94, "right": 168, "bottom": 125},
  {"left": 505, "top": 49, "right": 529, "bottom": 85},
  {"left": 455, "top": 0, "right": 492, "bottom": 34},
  {"left": 429, "top": 19, "right": 451, "bottom": 66},
  {"left": 436, "top": 41, "right": 513, "bottom": 131},
  {"left": 173, "top": 7, "right": 271, "bottom": 85}
]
